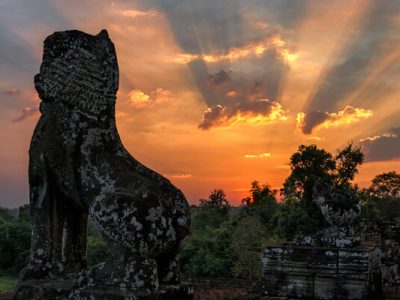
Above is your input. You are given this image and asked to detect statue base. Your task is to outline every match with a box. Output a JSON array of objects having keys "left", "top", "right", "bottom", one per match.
[{"left": 14, "top": 280, "right": 193, "bottom": 300}]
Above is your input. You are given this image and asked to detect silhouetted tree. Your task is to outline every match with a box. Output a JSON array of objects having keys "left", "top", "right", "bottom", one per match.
[
  {"left": 335, "top": 143, "right": 364, "bottom": 187},
  {"left": 280, "top": 143, "right": 364, "bottom": 235},
  {"left": 241, "top": 181, "right": 278, "bottom": 230},
  {"left": 242, "top": 181, "right": 277, "bottom": 206},
  {"left": 361, "top": 171, "right": 400, "bottom": 223},
  {"left": 369, "top": 171, "right": 400, "bottom": 200},
  {"left": 199, "top": 189, "right": 229, "bottom": 213},
  {"left": 281, "top": 145, "right": 335, "bottom": 228}
]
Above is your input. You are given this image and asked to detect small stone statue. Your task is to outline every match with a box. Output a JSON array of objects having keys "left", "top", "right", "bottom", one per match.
[
  {"left": 313, "top": 180, "right": 361, "bottom": 228},
  {"left": 16, "top": 29, "right": 190, "bottom": 297},
  {"left": 312, "top": 180, "right": 361, "bottom": 247}
]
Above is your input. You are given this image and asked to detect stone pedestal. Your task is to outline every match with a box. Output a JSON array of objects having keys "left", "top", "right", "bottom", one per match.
[
  {"left": 261, "top": 245, "right": 382, "bottom": 299},
  {"left": 14, "top": 280, "right": 73, "bottom": 300},
  {"left": 14, "top": 280, "right": 193, "bottom": 300}
]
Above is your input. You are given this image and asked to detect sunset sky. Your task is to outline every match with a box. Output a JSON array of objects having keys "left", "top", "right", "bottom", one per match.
[{"left": 1, "top": 0, "right": 400, "bottom": 207}]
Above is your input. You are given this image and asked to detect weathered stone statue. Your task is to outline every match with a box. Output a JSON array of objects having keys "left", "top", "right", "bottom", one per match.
[{"left": 15, "top": 29, "right": 191, "bottom": 299}]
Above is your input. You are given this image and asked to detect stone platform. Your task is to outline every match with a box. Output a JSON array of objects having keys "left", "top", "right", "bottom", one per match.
[
  {"left": 261, "top": 244, "right": 382, "bottom": 299},
  {"left": 14, "top": 280, "right": 193, "bottom": 300}
]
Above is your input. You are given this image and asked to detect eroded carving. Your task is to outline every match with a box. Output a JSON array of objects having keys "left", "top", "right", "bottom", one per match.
[{"left": 17, "top": 29, "right": 190, "bottom": 297}]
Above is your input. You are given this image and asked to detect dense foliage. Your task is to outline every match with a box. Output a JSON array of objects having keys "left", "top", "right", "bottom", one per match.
[
  {"left": 0, "top": 207, "right": 108, "bottom": 276},
  {"left": 360, "top": 171, "right": 400, "bottom": 222},
  {"left": 179, "top": 187, "right": 278, "bottom": 280},
  {"left": 0, "top": 205, "right": 31, "bottom": 276},
  {"left": 1, "top": 144, "right": 399, "bottom": 282},
  {"left": 179, "top": 144, "right": 398, "bottom": 279}
]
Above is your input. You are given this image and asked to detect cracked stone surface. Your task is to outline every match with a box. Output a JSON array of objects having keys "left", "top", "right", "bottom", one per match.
[{"left": 14, "top": 29, "right": 191, "bottom": 299}]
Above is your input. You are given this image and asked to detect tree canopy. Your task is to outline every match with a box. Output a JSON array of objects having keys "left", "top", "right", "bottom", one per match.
[
  {"left": 199, "top": 189, "right": 230, "bottom": 213},
  {"left": 280, "top": 143, "right": 364, "bottom": 234},
  {"left": 360, "top": 171, "right": 400, "bottom": 223},
  {"left": 368, "top": 171, "right": 400, "bottom": 200}
]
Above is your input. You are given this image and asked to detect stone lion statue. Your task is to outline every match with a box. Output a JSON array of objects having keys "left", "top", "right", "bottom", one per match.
[{"left": 19, "top": 29, "right": 190, "bottom": 294}]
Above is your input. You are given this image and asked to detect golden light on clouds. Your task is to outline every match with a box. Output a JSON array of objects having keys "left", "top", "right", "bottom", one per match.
[
  {"left": 297, "top": 106, "right": 373, "bottom": 134},
  {"left": 319, "top": 106, "right": 373, "bottom": 128},
  {"left": 128, "top": 89, "right": 150, "bottom": 106},
  {"left": 244, "top": 152, "right": 271, "bottom": 158},
  {"left": 127, "top": 88, "right": 171, "bottom": 108},
  {"left": 279, "top": 49, "right": 299, "bottom": 64},
  {"left": 120, "top": 9, "right": 158, "bottom": 18},
  {"left": 360, "top": 133, "right": 397, "bottom": 143},
  {"left": 234, "top": 105, "right": 288, "bottom": 124},
  {"left": 199, "top": 100, "right": 288, "bottom": 130},
  {"left": 175, "top": 35, "right": 297, "bottom": 64},
  {"left": 226, "top": 91, "right": 237, "bottom": 98}
]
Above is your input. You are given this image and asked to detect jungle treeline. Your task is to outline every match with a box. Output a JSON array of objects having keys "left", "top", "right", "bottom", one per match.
[{"left": 1, "top": 144, "right": 400, "bottom": 281}]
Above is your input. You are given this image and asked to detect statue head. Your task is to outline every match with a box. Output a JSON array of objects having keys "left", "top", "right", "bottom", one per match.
[{"left": 35, "top": 29, "right": 119, "bottom": 116}]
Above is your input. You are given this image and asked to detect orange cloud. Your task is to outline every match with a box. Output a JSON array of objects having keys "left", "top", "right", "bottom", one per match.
[
  {"left": 115, "top": 111, "right": 134, "bottom": 122},
  {"left": 199, "top": 99, "right": 288, "bottom": 129},
  {"left": 226, "top": 90, "right": 237, "bottom": 97},
  {"left": 12, "top": 106, "right": 39, "bottom": 123},
  {"left": 164, "top": 173, "right": 192, "bottom": 179},
  {"left": 297, "top": 106, "right": 373, "bottom": 134},
  {"left": 127, "top": 88, "right": 172, "bottom": 108},
  {"left": 120, "top": 9, "right": 157, "bottom": 18},
  {"left": 175, "top": 35, "right": 297, "bottom": 64},
  {"left": 3, "top": 88, "right": 20, "bottom": 96},
  {"left": 244, "top": 152, "right": 271, "bottom": 158},
  {"left": 253, "top": 21, "right": 269, "bottom": 29}
]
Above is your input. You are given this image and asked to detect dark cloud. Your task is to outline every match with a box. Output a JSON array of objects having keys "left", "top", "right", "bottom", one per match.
[
  {"left": 12, "top": 106, "right": 39, "bottom": 123},
  {"left": 360, "top": 127, "right": 400, "bottom": 162},
  {"left": 208, "top": 70, "right": 232, "bottom": 85},
  {"left": 297, "top": 106, "right": 373, "bottom": 134},
  {"left": 297, "top": 111, "right": 329, "bottom": 134},
  {"left": 2, "top": 88, "right": 20, "bottom": 96},
  {"left": 307, "top": 1, "right": 400, "bottom": 111},
  {"left": 192, "top": 54, "right": 285, "bottom": 108},
  {"left": 198, "top": 99, "right": 286, "bottom": 129}
]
